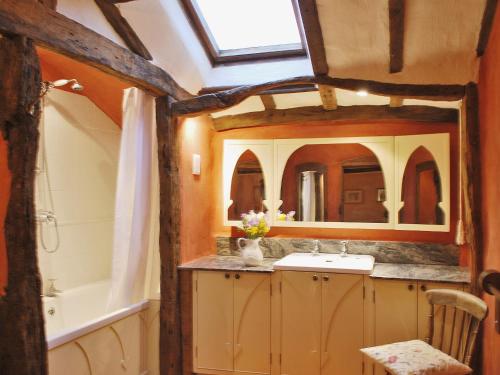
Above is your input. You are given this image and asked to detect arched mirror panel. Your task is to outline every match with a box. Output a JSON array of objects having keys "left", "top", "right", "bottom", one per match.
[
  {"left": 227, "top": 150, "right": 266, "bottom": 220},
  {"left": 399, "top": 146, "right": 444, "bottom": 225},
  {"left": 279, "top": 144, "right": 388, "bottom": 224}
]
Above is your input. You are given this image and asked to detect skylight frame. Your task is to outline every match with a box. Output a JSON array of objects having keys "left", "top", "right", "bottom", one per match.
[{"left": 180, "top": 0, "right": 307, "bottom": 65}]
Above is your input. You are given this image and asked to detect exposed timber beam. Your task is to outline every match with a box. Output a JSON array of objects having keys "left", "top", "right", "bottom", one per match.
[
  {"left": 296, "top": 0, "right": 329, "bottom": 75},
  {"left": 318, "top": 85, "right": 337, "bottom": 110},
  {"left": 0, "top": 35, "right": 47, "bottom": 375},
  {"left": 389, "top": 0, "right": 405, "bottom": 73},
  {"left": 38, "top": 0, "right": 57, "bottom": 9},
  {"left": 198, "top": 83, "right": 318, "bottom": 96},
  {"left": 212, "top": 105, "right": 459, "bottom": 132},
  {"left": 389, "top": 97, "right": 404, "bottom": 107},
  {"left": 477, "top": 0, "right": 499, "bottom": 56},
  {"left": 156, "top": 96, "right": 183, "bottom": 374},
  {"left": 0, "top": 0, "right": 192, "bottom": 100},
  {"left": 260, "top": 95, "right": 276, "bottom": 110},
  {"left": 461, "top": 83, "right": 483, "bottom": 294},
  {"left": 173, "top": 75, "right": 466, "bottom": 117},
  {"left": 94, "top": 0, "right": 152, "bottom": 60}
]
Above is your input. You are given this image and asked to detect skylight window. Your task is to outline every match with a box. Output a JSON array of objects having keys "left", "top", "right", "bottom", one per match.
[{"left": 181, "top": 0, "right": 306, "bottom": 64}]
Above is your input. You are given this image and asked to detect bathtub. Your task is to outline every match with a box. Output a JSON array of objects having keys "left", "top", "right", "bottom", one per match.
[
  {"left": 43, "top": 279, "right": 149, "bottom": 349},
  {"left": 42, "top": 279, "right": 158, "bottom": 375}
]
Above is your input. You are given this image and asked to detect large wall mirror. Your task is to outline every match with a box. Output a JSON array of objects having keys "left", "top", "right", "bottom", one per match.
[
  {"left": 223, "top": 134, "right": 450, "bottom": 231},
  {"left": 279, "top": 144, "right": 388, "bottom": 223}
]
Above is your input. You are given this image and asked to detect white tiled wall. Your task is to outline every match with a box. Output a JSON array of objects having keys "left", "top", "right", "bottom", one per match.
[{"left": 36, "top": 89, "right": 121, "bottom": 292}]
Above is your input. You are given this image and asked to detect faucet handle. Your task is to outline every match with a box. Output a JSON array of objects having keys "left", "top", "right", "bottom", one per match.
[{"left": 312, "top": 239, "right": 320, "bottom": 255}]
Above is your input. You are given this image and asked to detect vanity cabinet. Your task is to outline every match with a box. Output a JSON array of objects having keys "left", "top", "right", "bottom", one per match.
[
  {"left": 279, "top": 271, "right": 364, "bottom": 375},
  {"left": 193, "top": 270, "right": 271, "bottom": 375}
]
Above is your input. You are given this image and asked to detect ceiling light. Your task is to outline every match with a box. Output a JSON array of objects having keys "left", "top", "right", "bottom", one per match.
[{"left": 356, "top": 90, "right": 368, "bottom": 97}]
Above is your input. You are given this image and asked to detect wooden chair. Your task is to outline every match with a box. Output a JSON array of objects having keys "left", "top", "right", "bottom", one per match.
[{"left": 361, "top": 289, "right": 488, "bottom": 375}]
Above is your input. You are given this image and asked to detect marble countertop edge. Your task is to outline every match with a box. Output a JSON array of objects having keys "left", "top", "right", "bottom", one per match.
[{"left": 178, "top": 255, "right": 470, "bottom": 284}]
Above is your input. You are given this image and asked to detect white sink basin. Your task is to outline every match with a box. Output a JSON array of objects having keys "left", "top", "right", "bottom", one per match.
[{"left": 273, "top": 253, "right": 375, "bottom": 274}]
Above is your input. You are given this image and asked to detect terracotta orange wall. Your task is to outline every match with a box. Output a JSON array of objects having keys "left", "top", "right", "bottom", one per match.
[
  {"left": 213, "top": 120, "right": 459, "bottom": 244},
  {"left": 179, "top": 116, "right": 216, "bottom": 262},
  {"left": 0, "top": 135, "right": 10, "bottom": 295},
  {"left": 478, "top": 4, "right": 500, "bottom": 374}
]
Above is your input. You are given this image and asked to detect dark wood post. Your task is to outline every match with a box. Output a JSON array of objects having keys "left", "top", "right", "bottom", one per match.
[
  {"left": 156, "top": 96, "right": 182, "bottom": 374},
  {"left": 461, "top": 82, "right": 483, "bottom": 295},
  {"left": 0, "top": 35, "right": 47, "bottom": 375}
]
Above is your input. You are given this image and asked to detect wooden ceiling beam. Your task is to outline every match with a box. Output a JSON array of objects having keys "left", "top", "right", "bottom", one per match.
[
  {"left": 477, "top": 0, "right": 499, "bottom": 56},
  {"left": 212, "top": 105, "right": 459, "bottom": 132},
  {"left": 389, "top": 0, "right": 405, "bottom": 73},
  {"left": 94, "top": 0, "right": 152, "bottom": 60},
  {"left": 296, "top": 0, "right": 329, "bottom": 75},
  {"left": 260, "top": 95, "right": 276, "bottom": 110},
  {"left": 38, "top": 0, "right": 57, "bottom": 9},
  {"left": 173, "top": 75, "right": 466, "bottom": 117},
  {"left": 198, "top": 83, "right": 318, "bottom": 96},
  {"left": 389, "top": 96, "right": 404, "bottom": 107},
  {"left": 0, "top": 0, "right": 192, "bottom": 100},
  {"left": 318, "top": 84, "right": 337, "bottom": 110}
]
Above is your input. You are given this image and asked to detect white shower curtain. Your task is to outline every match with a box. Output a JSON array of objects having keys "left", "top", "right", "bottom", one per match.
[
  {"left": 107, "top": 87, "right": 159, "bottom": 311},
  {"left": 301, "top": 171, "right": 317, "bottom": 222}
]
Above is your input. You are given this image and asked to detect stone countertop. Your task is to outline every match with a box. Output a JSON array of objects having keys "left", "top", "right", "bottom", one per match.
[
  {"left": 370, "top": 263, "right": 470, "bottom": 284},
  {"left": 179, "top": 255, "right": 276, "bottom": 273},
  {"left": 178, "top": 255, "right": 470, "bottom": 284}
]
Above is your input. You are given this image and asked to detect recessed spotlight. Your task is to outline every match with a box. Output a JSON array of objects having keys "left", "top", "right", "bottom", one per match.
[{"left": 356, "top": 90, "right": 368, "bottom": 97}]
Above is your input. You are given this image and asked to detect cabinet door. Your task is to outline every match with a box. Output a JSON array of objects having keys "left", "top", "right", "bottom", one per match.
[
  {"left": 194, "top": 271, "right": 234, "bottom": 372},
  {"left": 373, "top": 280, "right": 418, "bottom": 375},
  {"left": 417, "top": 282, "right": 463, "bottom": 350},
  {"left": 374, "top": 279, "right": 418, "bottom": 345},
  {"left": 234, "top": 273, "right": 271, "bottom": 374},
  {"left": 321, "top": 274, "right": 364, "bottom": 375},
  {"left": 280, "top": 271, "right": 322, "bottom": 375}
]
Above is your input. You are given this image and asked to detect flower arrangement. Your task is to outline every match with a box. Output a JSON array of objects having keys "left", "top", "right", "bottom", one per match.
[
  {"left": 277, "top": 210, "right": 296, "bottom": 222},
  {"left": 239, "top": 210, "right": 270, "bottom": 239}
]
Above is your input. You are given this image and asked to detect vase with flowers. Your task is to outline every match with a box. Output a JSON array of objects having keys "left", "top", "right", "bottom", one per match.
[{"left": 237, "top": 210, "right": 270, "bottom": 266}]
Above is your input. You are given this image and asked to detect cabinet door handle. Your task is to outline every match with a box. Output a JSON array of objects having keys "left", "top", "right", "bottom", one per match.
[
  {"left": 323, "top": 275, "right": 330, "bottom": 282},
  {"left": 408, "top": 284, "right": 414, "bottom": 291},
  {"left": 421, "top": 285, "right": 427, "bottom": 292},
  {"left": 224, "top": 273, "right": 230, "bottom": 279},
  {"left": 235, "top": 274, "right": 240, "bottom": 280},
  {"left": 312, "top": 275, "right": 318, "bottom": 281}
]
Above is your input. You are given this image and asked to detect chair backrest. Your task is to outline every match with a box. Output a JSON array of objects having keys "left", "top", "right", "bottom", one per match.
[{"left": 425, "top": 289, "right": 488, "bottom": 366}]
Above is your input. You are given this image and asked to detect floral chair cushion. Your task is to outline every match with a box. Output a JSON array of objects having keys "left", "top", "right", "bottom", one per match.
[{"left": 361, "top": 340, "right": 472, "bottom": 375}]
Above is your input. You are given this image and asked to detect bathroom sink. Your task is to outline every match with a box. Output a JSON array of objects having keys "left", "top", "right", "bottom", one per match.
[{"left": 273, "top": 253, "right": 375, "bottom": 274}]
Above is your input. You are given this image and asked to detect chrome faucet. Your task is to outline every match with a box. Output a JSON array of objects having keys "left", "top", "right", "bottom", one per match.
[
  {"left": 311, "top": 240, "right": 320, "bottom": 256},
  {"left": 340, "top": 240, "right": 349, "bottom": 257},
  {"left": 44, "top": 278, "right": 62, "bottom": 297}
]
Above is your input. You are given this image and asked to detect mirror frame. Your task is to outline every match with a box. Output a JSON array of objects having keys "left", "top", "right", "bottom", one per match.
[
  {"left": 273, "top": 137, "right": 395, "bottom": 229},
  {"left": 395, "top": 133, "right": 450, "bottom": 232},
  {"left": 223, "top": 140, "right": 274, "bottom": 227}
]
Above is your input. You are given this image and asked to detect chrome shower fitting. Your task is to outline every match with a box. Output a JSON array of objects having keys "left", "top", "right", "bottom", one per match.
[{"left": 36, "top": 209, "right": 60, "bottom": 253}]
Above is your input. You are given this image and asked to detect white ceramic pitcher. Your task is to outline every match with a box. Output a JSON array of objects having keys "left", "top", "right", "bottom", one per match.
[{"left": 237, "top": 237, "right": 264, "bottom": 266}]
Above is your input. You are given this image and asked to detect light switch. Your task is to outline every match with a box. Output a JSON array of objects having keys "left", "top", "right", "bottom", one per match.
[{"left": 192, "top": 154, "right": 201, "bottom": 175}]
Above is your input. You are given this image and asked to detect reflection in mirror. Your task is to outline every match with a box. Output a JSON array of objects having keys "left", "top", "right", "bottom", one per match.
[
  {"left": 228, "top": 150, "right": 266, "bottom": 220},
  {"left": 399, "top": 146, "right": 444, "bottom": 225},
  {"left": 280, "top": 144, "right": 388, "bottom": 223}
]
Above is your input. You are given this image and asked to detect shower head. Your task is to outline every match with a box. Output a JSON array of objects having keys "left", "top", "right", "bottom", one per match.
[{"left": 71, "top": 82, "right": 84, "bottom": 91}]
